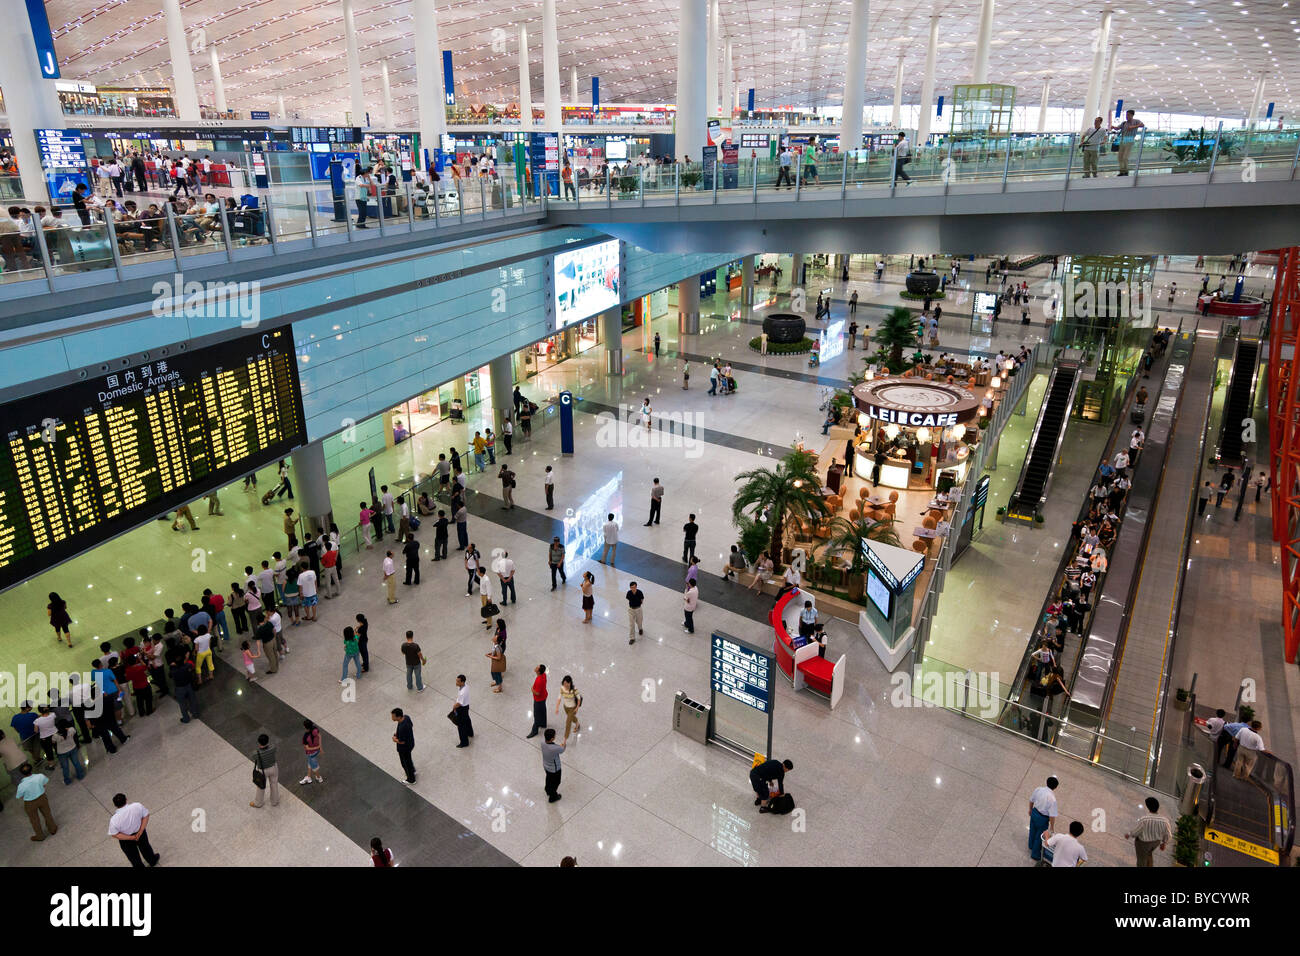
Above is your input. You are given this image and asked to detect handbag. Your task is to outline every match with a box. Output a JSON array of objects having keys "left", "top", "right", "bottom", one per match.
[
  {"left": 490, "top": 652, "right": 507, "bottom": 674},
  {"left": 252, "top": 751, "right": 266, "bottom": 789},
  {"left": 481, "top": 602, "right": 500, "bottom": 619}
]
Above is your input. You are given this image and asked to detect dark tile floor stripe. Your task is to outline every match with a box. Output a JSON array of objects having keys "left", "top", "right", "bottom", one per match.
[
  {"left": 571, "top": 396, "right": 794, "bottom": 458},
  {"left": 462, "top": 490, "right": 780, "bottom": 628},
  {"left": 199, "top": 659, "right": 517, "bottom": 867}
]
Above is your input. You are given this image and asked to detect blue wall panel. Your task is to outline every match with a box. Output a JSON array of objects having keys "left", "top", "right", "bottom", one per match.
[{"left": 0, "top": 227, "right": 738, "bottom": 447}]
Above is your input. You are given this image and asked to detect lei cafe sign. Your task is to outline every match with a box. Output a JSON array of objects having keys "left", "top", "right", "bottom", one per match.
[{"left": 852, "top": 378, "right": 980, "bottom": 429}]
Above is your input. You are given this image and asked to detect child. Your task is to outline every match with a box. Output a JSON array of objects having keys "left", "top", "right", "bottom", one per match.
[{"left": 241, "top": 640, "right": 260, "bottom": 682}]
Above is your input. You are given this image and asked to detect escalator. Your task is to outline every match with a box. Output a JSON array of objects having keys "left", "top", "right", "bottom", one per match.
[
  {"left": 1006, "top": 360, "right": 1081, "bottom": 522},
  {"left": 1200, "top": 745, "right": 1295, "bottom": 867},
  {"left": 1214, "top": 336, "right": 1259, "bottom": 467}
]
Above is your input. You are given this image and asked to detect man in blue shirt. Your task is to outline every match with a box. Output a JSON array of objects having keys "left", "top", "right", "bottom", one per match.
[
  {"left": 1220, "top": 720, "right": 1249, "bottom": 770},
  {"left": 90, "top": 660, "right": 129, "bottom": 751},
  {"left": 9, "top": 702, "right": 40, "bottom": 765},
  {"left": 15, "top": 763, "right": 57, "bottom": 841}
]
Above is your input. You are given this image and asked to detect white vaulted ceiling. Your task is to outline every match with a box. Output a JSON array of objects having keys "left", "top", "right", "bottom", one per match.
[{"left": 42, "top": 0, "right": 1300, "bottom": 122}]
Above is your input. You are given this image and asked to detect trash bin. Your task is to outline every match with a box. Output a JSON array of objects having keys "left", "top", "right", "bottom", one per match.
[
  {"left": 1180, "top": 763, "right": 1206, "bottom": 816},
  {"left": 673, "top": 691, "right": 710, "bottom": 745}
]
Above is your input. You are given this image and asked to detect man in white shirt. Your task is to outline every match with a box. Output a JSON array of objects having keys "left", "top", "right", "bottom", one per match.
[
  {"left": 498, "top": 552, "right": 516, "bottom": 605},
  {"left": 893, "top": 132, "right": 912, "bottom": 184},
  {"left": 1206, "top": 708, "right": 1228, "bottom": 766},
  {"left": 1028, "top": 775, "right": 1060, "bottom": 862},
  {"left": 1043, "top": 820, "right": 1088, "bottom": 867},
  {"left": 267, "top": 609, "right": 285, "bottom": 656},
  {"left": 1079, "top": 116, "right": 1107, "bottom": 178},
  {"left": 1232, "top": 720, "right": 1266, "bottom": 780},
  {"left": 601, "top": 513, "right": 619, "bottom": 565},
  {"left": 452, "top": 675, "right": 473, "bottom": 747},
  {"left": 107, "top": 793, "right": 160, "bottom": 868},
  {"left": 382, "top": 551, "right": 398, "bottom": 605},
  {"left": 543, "top": 464, "right": 554, "bottom": 510},
  {"left": 297, "top": 561, "right": 318, "bottom": 621},
  {"left": 33, "top": 708, "right": 58, "bottom": 770},
  {"left": 776, "top": 146, "right": 794, "bottom": 189},
  {"left": 380, "top": 485, "right": 396, "bottom": 534}
]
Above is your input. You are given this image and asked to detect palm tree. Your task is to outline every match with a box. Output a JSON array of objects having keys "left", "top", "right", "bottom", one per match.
[
  {"left": 733, "top": 454, "right": 828, "bottom": 569},
  {"left": 875, "top": 306, "right": 920, "bottom": 369},
  {"left": 824, "top": 514, "right": 902, "bottom": 572}
]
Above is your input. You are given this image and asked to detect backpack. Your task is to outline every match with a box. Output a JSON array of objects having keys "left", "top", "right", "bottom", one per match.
[{"left": 767, "top": 794, "right": 796, "bottom": 815}]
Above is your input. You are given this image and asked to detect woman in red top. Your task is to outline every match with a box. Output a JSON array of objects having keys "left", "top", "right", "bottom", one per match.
[{"left": 370, "top": 837, "right": 393, "bottom": 866}]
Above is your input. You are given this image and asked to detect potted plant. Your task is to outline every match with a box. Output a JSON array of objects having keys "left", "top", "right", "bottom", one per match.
[
  {"left": 732, "top": 451, "right": 828, "bottom": 572},
  {"left": 1173, "top": 813, "right": 1201, "bottom": 867},
  {"left": 824, "top": 514, "right": 902, "bottom": 603},
  {"left": 1174, "top": 687, "right": 1189, "bottom": 711},
  {"left": 737, "top": 516, "right": 772, "bottom": 565},
  {"left": 680, "top": 169, "right": 702, "bottom": 189},
  {"left": 1238, "top": 704, "right": 1255, "bottom": 723},
  {"left": 996, "top": 506, "right": 1006, "bottom": 522},
  {"left": 875, "top": 306, "right": 920, "bottom": 369},
  {"left": 1034, "top": 514, "right": 1045, "bottom": 525}
]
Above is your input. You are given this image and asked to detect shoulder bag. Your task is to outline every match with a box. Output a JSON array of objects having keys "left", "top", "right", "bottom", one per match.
[{"left": 252, "top": 750, "right": 266, "bottom": 789}]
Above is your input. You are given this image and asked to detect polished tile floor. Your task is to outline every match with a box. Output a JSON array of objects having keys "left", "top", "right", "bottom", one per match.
[{"left": 0, "top": 255, "right": 1248, "bottom": 866}]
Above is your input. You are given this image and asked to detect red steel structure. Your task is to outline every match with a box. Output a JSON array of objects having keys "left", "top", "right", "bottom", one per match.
[{"left": 1268, "top": 246, "right": 1300, "bottom": 662}]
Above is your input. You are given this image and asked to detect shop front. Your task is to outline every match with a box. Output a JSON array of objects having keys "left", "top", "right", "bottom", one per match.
[{"left": 383, "top": 368, "right": 487, "bottom": 444}]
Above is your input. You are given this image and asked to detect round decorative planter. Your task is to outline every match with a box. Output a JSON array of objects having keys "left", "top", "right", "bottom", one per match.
[
  {"left": 762, "top": 313, "right": 807, "bottom": 344},
  {"left": 905, "top": 270, "right": 941, "bottom": 296}
]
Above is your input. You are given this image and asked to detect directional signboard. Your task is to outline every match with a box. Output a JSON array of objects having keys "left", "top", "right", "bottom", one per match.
[{"left": 709, "top": 631, "right": 774, "bottom": 757}]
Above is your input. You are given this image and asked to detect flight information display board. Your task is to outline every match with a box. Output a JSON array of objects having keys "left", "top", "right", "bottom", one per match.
[{"left": 0, "top": 326, "right": 305, "bottom": 591}]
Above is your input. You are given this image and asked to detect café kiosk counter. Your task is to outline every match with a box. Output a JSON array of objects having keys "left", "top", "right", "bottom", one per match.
[
  {"left": 852, "top": 377, "right": 981, "bottom": 490},
  {"left": 770, "top": 589, "right": 847, "bottom": 708}
]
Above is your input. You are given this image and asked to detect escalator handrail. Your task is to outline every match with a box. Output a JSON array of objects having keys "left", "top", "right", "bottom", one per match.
[
  {"left": 1009, "top": 360, "right": 1081, "bottom": 510},
  {"left": 1215, "top": 335, "right": 1261, "bottom": 461},
  {"left": 1000, "top": 353, "right": 1157, "bottom": 710}
]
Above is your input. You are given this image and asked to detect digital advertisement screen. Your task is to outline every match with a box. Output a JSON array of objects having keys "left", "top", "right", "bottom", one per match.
[
  {"left": 554, "top": 239, "right": 620, "bottom": 329},
  {"left": 604, "top": 139, "right": 627, "bottom": 161},
  {"left": 973, "top": 291, "right": 999, "bottom": 315},
  {"left": 0, "top": 326, "right": 306, "bottom": 592},
  {"left": 866, "top": 569, "right": 892, "bottom": 618}
]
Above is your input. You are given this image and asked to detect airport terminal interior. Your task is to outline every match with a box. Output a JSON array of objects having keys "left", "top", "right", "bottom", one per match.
[{"left": 0, "top": 0, "right": 1298, "bottom": 879}]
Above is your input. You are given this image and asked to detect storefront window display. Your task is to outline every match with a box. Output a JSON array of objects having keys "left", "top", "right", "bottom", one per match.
[
  {"left": 383, "top": 369, "right": 487, "bottom": 444},
  {"left": 523, "top": 322, "right": 600, "bottom": 377}
]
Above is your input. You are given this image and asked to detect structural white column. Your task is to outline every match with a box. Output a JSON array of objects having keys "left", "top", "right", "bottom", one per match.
[
  {"left": 706, "top": 0, "right": 720, "bottom": 116},
  {"left": 570, "top": 65, "right": 578, "bottom": 103},
  {"left": 208, "top": 45, "right": 227, "bottom": 114},
  {"left": 1082, "top": 9, "right": 1112, "bottom": 121},
  {"left": 0, "top": 18, "right": 64, "bottom": 198},
  {"left": 1246, "top": 72, "right": 1266, "bottom": 128},
  {"left": 891, "top": 54, "right": 905, "bottom": 128},
  {"left": 341, "top": 0, "right": 366, "bottom": 126},
  {"left": 488, "top": 354, "right": 515, "bottom": 434},
  {"left": 162, "top": 0, "right": 200, "bottom": 120},
  {"left": 278, "top": 94, "right": 287, "bottom": 119},
  {"left": 916, "top": 15, "right": 940, "bottom": 145},
  {"left": 840, "top": 0, "right": 870, "bottom": 155},
  {"left": 741, "top": 255, "right": 756, "bottom": 310},
  {"left": 677, "top": 277, "right": 701, "bottom": 335},
  {"left": 722, "top": 39, "right": 733, "bottom": 120},
  {"left": 291, "top": 441, "right": 334, "bottom": 537},
  {"left": 1036, "top": 78, "right": 1051, "bottom": 132},
  {"left": 542, "top": 0, "right": 561, "bottom": 128},
  {"left": 518, "top": 26, "right": 533, "bottom": 131},
  {"left": 1099, "top": 42, "right": 1119, "bottom": 122},
  {"left": 602, "top": 307, "right": 624, "bottom": 374},
  {"left": 414, "top": 0, "right": 448, "bottom": 157},
  {"left": 972, "top": 0, "right": 995, "bottom": 83},
  {"left": 674, "top": 0, "right": 708, "bottom": 164},
  {"left": 381, "top": 61, "right": 395, "bottom": 128}
]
